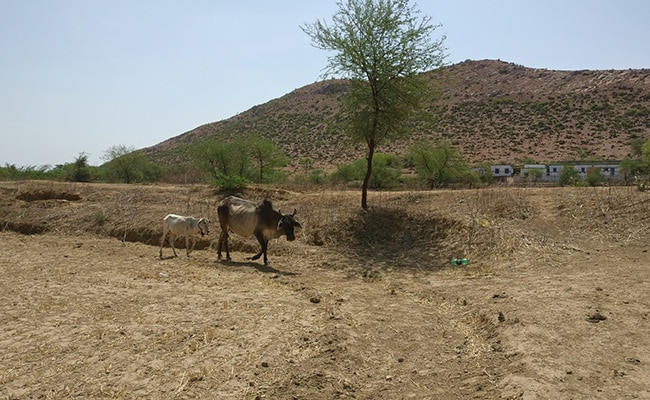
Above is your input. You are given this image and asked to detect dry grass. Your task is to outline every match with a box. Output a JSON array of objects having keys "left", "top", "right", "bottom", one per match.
[
  {"left": 2, "top": 181, "right": 650, "bottom": 399},
  {"left": 3, "top": 181, "right": 649, "bottom": 272}
]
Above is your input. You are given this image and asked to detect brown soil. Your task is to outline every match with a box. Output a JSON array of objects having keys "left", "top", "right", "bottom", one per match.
[{"left": 1, "top": 181, "right": 649, "bottom": 399}]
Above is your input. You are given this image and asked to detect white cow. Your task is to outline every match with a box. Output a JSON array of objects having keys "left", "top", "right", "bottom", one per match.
[{"left": 159, "top": 214, "right": 210, "bottom": 259}]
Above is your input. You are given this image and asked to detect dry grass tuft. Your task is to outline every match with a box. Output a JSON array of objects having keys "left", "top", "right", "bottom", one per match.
[{"left": 3, "top": 181, "right": 650, "bottom": 273}]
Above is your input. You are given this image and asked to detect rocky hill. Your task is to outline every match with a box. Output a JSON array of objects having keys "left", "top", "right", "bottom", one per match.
[{"left": 142, "top": 59, "right": 650, "bottom": 171}]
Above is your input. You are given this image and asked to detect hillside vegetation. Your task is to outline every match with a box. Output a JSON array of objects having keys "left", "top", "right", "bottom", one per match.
[{"left": 142, "top": 60, "right": 650, "bottom": 172}]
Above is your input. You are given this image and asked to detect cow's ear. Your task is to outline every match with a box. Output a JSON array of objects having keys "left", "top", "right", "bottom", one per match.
[{"left": 294, "top": 220, "right": 302, "bottom": 229}]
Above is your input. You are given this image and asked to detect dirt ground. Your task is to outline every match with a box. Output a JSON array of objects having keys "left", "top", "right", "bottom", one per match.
[{"left": 1, "top": 181, "right": 649, "bottom": 399}]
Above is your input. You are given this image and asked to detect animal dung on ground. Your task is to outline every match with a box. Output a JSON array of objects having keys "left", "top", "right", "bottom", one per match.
[{"left": 586, "top": 312, "right": 607, "bottom": 323}]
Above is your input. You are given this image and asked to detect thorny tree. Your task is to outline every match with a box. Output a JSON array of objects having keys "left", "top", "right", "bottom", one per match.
[{"left": 303, "top": 0, "right": 447, "bottom": 209}]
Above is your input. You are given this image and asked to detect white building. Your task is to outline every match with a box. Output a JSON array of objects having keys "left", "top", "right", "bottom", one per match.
[{"left": 491, "top": 165, "right": 514, "bottom": 178}]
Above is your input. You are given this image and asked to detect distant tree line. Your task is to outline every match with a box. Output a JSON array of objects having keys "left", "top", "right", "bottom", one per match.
[
  {"left": 0, "top": 145, "right": 161, "bottom": 184},
  {"left": 3, "top": 138, "right": 650, "bottom": 189}
]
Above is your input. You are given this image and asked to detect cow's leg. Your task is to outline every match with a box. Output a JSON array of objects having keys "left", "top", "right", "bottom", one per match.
[
  {"left": 249, "top": 232, "right": 268, "bottom": 265},
  {"left": 185, "top": 232, "right": 191, "bottom": 257},
  {"left": 169, "top": 233, "right": 178, "bottom": 257},
  {"left": 217, "top": 231, "right": 223, "bottom": 259},
  {"left": 188, "top": 233, "right": 197, "bottom": 257},
  {"left": 218, "top": 230, "right": 231, "bottom": 261},
  {"left": 217, "top": 206, "right": 231, "bottom": 261},
  {"left": 159, "top": 227, "right": 167, "bottom": 259}
]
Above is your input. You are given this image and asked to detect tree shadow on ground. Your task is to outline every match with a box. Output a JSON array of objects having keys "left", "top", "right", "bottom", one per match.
[{"left": 339, "top": 206, "right": 463, "bottom": 269}]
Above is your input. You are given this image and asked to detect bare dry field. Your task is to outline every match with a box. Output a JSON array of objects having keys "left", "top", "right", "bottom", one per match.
[{"left": 1, "top": 180, "right": 649, "bottom": 399}]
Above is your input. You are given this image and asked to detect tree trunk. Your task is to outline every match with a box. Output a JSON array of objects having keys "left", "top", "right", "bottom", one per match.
[{"left": 361, "top": 144, "right": 375, "bottom": 210}]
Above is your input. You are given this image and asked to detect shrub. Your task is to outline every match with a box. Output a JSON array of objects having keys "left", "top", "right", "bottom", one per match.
[
  {"left": 367, "top": 154, "right": 401, "bottom": 189},
  {"left": 332, "top": 162, "right": 364, "bottom": 183},
  {"left": 586, "top": 168, "right": 603, "bottom": 187},
  {"left": 308, "top": 169, "right": 326, "bottom": 185},
  {"left": 558, "top": 167, "right": 580, "bottom": 186},
  {"left": 332, "top": 154, "right": 401, "bottom": 189},
  {"left": 408, "top": 140, "right": 470, "bottom": 188},
  {"left": 215, "top": 175, "right": 248, "bottom": 191}
]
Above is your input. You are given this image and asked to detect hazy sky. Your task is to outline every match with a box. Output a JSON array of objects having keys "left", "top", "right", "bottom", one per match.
[{"left": 2, "top": 1, "right": 649, "bottom": 167}]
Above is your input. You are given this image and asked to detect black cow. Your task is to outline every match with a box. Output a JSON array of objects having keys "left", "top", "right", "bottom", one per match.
[{"left": 216, "top": 196, "right": 302, "bottom": 265}]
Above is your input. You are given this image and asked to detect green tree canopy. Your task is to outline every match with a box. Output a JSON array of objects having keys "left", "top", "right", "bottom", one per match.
[
  {"left": 190, "top": 136, "right": 287, "bottom": 186},
  {"left": 192, "top": 139, "right": 238, "bottom": 181},
  {"left": 619, "top": 156, "right": 645, "bottom": 183},
  {"left": 642, "top": 139, "right": 650, "bottom": 171},
  {"left": 248, "top": 135, "right": 288, "bottom": 184},
  {"left": 408, "top": 140, "right": 469, "bottom": 188},
  {"left": 303, "top": 0, "right": 447, "bottom": 209},
  {"left": 332, "top": 153, "right": 401, "bottom": 188},
  {"left": 68, "top": 153, "right": 92, "bottom": 182},
  {"left": 102, "top": 145, "right": 161, "bottom": 183}
]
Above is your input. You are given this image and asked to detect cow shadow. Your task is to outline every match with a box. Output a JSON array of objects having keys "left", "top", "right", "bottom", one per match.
[{"left": 216, "top": 259, "right": 298, "bottom": 276}]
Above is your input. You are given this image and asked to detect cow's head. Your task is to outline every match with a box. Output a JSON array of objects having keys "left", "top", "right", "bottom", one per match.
[
  {"left": 277, "top": 209, "right": 302, "bottom": 241},
  {"left": 198, "top": 218, "right": 210, "bottom": 236}
]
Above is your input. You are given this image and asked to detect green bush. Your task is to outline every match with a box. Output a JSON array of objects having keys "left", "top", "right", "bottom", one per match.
[
  {"left": 215, "top": 175, "right": 248, "bottom": 191},
  {"left": 332, "top": 153, "right": 401, "bottom": 188},
  {"left": 102, "top": 146, "right": 162, "bottom": 183},
  {"left": 558, "top": 167, "right": 580, "bottom": 186},
  {"left": 586, "top": 168, "right": 603, "bottom": 186},
  {"left": 408, "top": 140, "right": 470, "bottom": 188},
  {"left": 475, "top": 163, "right": 493, "bottom": 185},
  {"left": 308, "top": 169, "right": 326, "bottom": 185},
  {"left": 367, "top": 154, "right": 401, "bottom": 188},
  {"left": 332, "top": 162, "right": 364, "bottom": 183},
  {"left": 292, "top": 169, "right": 328, "bottom": 187}
]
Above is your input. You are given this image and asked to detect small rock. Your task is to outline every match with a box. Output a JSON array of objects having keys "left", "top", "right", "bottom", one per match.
[
  {"left": 587, "top": 313, "right": 607, "bottom": 323},
  {"left": 310, "top": 297, "right": 321, "bottom": 304}
]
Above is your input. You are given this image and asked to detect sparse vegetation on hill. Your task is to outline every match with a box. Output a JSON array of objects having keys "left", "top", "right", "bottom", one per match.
[{"left": 142, "top": 60, "right": 650, "bottom": 173}]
